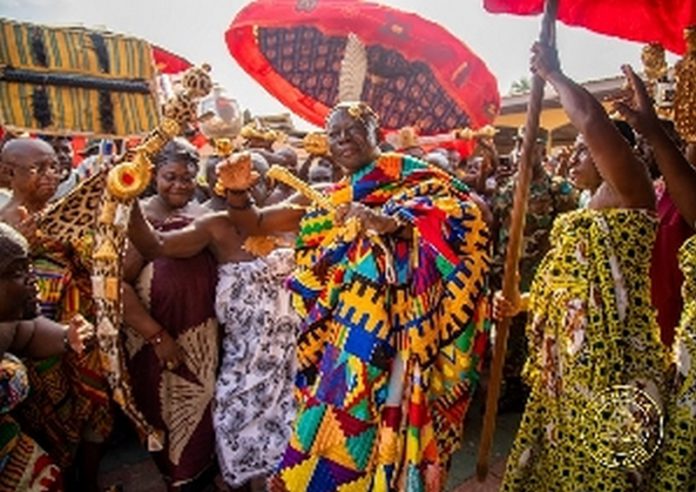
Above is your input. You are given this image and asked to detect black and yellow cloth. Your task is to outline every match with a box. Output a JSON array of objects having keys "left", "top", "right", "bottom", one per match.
[
  {"left": 0, "top": 18, "right": 159, "bottom": 136},
  {"left": 502, "top": 209, "right": 668, "bottom": 491},
  {"left": 647, "top": 234, "right": 696, "bottom": 490}
]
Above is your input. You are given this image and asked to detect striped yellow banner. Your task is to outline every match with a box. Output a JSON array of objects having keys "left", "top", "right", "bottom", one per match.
[{"left": 0, "top": 18, "right": 160, "bottom": 136}]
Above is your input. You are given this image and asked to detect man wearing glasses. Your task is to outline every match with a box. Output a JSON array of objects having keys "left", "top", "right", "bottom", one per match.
[{"left": 0, "top": 137, "right": 60, "bottom": 223}]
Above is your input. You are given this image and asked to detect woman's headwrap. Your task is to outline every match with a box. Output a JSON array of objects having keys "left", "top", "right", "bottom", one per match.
[{"left": 0, "top": 223, "right": 28, "bottom": 275}]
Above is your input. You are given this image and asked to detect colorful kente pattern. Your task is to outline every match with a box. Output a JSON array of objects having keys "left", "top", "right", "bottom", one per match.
[
  {"left": 0, "top": 354, "right": 62, "bottom": 492},
  {"left": 271, "top": 153, "right": 490, "bottom": 491},
  {"left": 15, "top": 238, "right": 113, "bottom": 468}
]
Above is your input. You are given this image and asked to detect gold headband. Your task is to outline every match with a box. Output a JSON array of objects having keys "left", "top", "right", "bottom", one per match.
[{"left": 327, "top": 101, "right": 379, "bottom": 129}]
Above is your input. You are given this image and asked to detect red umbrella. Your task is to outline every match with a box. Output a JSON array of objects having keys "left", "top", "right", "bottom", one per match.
[
  {"left": 152, "top": 45, "right": 193, "bottom": 74},
  {"left": 485, "top": 0, "right": 696, "bottom": 54},
  {"left": 226, "top": 0, "right": 500, "bottom": 134}
]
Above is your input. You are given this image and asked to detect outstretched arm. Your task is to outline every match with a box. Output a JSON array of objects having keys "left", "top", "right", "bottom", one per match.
[
  {"left": 2, "top": 314, "right": 93, "bottom": 358},
  {"left": 128, "top": 201, "right": 214, "bottom": 259},
  {"left": 258, "top": 204, "right": 306, "bottom": 234},
  {"left": 532, "top": 43, "right": 654, "bottom": 209},
  {"left": 614, "top": 65, "right": 696, "bottom": 227}
]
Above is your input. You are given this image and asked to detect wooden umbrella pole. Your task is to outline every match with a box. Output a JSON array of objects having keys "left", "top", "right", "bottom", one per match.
[{"left": 476, "top": 0, "right": 558, "bottom": 481}]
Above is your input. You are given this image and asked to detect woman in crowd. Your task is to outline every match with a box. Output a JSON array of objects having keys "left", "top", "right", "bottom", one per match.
[
  {"left": 496, "top": 44, "right": 667, "bottom": 491},
  {"left": 0, "top": 222, "right": 94, "bottom": 491},
  {"left": 128, "top": 151, "right": 303, "bottom": 492},
  {"left": 613, "top": 64, "right": 696, "bottom": 490},
  {"left": 122, "top": 138, "right": 219, "bottom": 491}
]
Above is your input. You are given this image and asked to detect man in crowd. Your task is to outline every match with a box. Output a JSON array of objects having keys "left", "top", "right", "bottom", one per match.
[{"left": 46, "top": 136, "right": 80, "bottom": 200}]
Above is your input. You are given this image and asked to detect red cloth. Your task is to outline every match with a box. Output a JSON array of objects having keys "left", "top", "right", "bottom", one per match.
[
  {"left": 152, "top": 46, "right": 192, "bottom": 74},
  {"left": 651, "top": 190, "right": 692, "bottom": 346},
  {"left": 484, "top": 0, "right": 696, "bottom": 54}
]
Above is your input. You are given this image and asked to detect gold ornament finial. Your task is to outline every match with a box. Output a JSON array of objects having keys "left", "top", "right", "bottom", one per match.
[
  {"left": 641, "top": 43, "right": 668, "bottom": 82},
  {"left": 240, "top": 121, "right": 280, "bottom": 143},
  {"left": 302, "top": 132, "right": 329, "bottom": 157},
  {"left": 214, "top": 138, "right": 235, "bottom": 157},
  {"left": 454, "top": 125, "right": 498, "bottom": 140},
  {"left": 675, "top": 27, "right": 696, "bottom": 142},
  {"left": 106, "top": 64, "right": 212, "bottom": 200},
  {"left": 641, "top": 43, "right": 674, "bottom": 119}
]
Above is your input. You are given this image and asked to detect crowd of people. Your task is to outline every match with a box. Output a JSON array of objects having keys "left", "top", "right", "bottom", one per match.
[{"left": 0, "top": 39, "right": 695, "bottom": 492}]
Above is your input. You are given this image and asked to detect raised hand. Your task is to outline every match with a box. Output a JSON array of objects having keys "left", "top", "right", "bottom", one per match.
[
  {"left": 14, "top": 206, "right": 43, "bottom": 250},
  {"left": 612, "top": 64, "right": 662, "bottom": 137},
  {"left": 530, "top": 41, "right": 561, "bottom": 81},
  {"left": 65, "top": 314, "right": 95, "bottom": 354},
  {"left": 491, "top": 271, "right": 525, "bottom": 321}
]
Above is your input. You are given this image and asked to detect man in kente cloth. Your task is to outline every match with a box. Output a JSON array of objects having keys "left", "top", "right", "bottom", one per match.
[{"left": 269, "top": 102, "right": 490, "bottom": 492}]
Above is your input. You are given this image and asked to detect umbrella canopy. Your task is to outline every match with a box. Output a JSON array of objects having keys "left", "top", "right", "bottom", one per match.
[
  {"left": 152, "top": 45, "right": 193, "bottom": 74},
  {"left": 226, "top": 0, "right": 500, "bottom": 135},
  {"left": 485, "top": 0, "right": 696, "bottom": 54}
]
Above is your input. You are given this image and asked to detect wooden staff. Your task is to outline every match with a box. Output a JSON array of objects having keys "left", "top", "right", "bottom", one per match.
[{"left": 476, "top": 0, "right": 558, "bottom": 481}]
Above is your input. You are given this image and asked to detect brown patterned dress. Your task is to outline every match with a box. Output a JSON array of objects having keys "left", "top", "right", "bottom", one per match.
[{"left": 123, "top": 217, "right": 220, "bottom": 487}]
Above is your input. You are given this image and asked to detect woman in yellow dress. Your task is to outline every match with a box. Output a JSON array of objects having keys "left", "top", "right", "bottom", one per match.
[
  {"left": 645, "top": 235, "right": 696, "bottom": 490},
  {"left": 613, "top": 62, "right": 696, "bottom": 491},
  {"left": 497, "top": 44, "right": 668, "bottom": 491}
]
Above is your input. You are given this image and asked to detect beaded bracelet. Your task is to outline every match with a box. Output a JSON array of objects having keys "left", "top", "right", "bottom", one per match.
[{"left": 147, "top": 329, "right": 165, "bottom": 345}]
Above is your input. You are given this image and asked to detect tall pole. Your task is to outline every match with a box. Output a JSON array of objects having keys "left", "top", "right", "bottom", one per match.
[{"left": 476, "top": 0, "right": 558, "bottom": 481}]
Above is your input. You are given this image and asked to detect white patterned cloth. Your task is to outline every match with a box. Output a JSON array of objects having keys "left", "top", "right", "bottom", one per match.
[{"left": 213, "top": 248, "right": 299, "bottom": 487}]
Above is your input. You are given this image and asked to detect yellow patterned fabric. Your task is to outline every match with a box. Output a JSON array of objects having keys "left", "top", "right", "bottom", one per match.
[
  {"left": 0, "top": 19, "right": 159, "bottom": 136},
  {"left": 646, "top": 234, "right": 696, "bottom": 490},
  {"left": 502, "top": 209, "right": 668, "bottom": 491}
]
